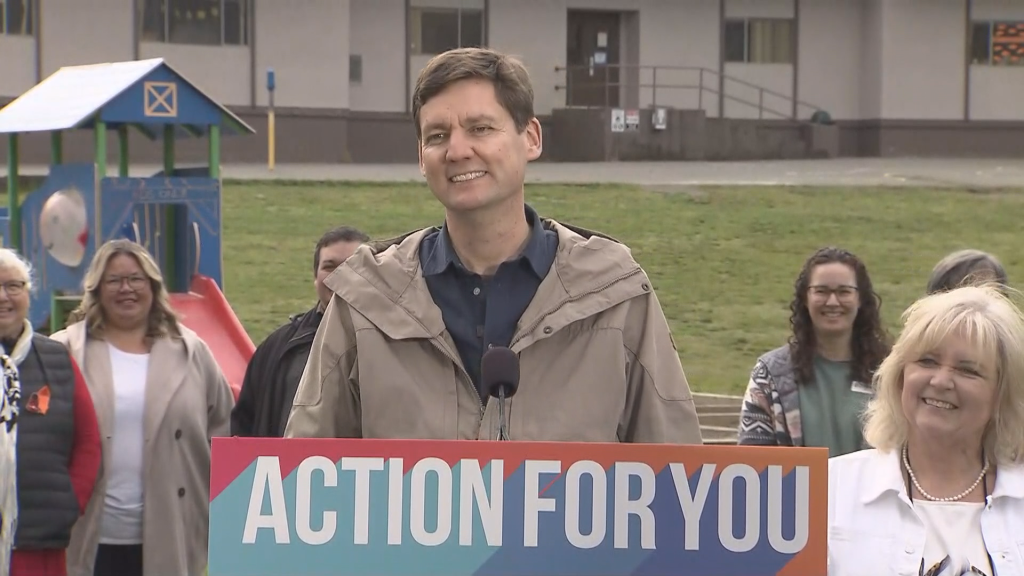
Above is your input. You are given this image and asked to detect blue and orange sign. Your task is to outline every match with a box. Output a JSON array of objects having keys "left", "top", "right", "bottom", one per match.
[{"left": 209, "top": 438, "right": 827, "bottom": 576}]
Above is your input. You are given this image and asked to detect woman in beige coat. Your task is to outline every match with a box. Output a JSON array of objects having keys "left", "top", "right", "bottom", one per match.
[{"left": 51, "top": 239, "right": 234, "bottom": 576}]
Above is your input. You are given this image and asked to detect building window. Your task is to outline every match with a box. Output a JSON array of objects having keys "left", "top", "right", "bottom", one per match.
[
  {"left": 971, "top": 21, "right": 1024, "bottom": 66},
  {"left": 350, "top": 54, "right": 362, "bottom": 84},
  {"left": 724, "top": 18, "right": 794, "bottom": 64},
  {"left": 139, "top": 0, "right": 249, "bottom": 46},
  {"left": 0, "top": 0, "right": 34, "bottom": 36},
  {"left": 409, "top": 7, "right": 484, "bottom": 55}
]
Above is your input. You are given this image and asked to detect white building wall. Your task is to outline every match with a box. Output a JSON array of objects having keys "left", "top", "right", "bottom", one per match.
[
  {"left": 39, "top": 0, "right": 133, "bottom": 77},
  {"left": 969, "top": 0, "right": 1024, "bottom": 120},
  {"left": 487, "top": 0, "right": 565, "bottom": 116},
  {"left": 349, "top": 0, "right": 406, "bottom": 113},
  {"left": 723, "top": 0, "right": 795, "bottom": 119},
  {"left": 140, "top": 43, "right": 250, "bottom": 106},
  {"left": 858, "top": 0, "right": 884, "bottom": 120},
  {"left": 408, "top": 0, "right": 486, "bottom": 113},
  {"left": 489, "top": 0, "right": 722, "bottom": 116},
  {"left": 637, "top": 0, "right": 720, "bottom": 117},
  {"left": 253, "top": 0, "right": 350, "bottom": 109},
  {"left": 5, "top": 0, "right": 1024, "bottom": 124},
  {"left": 0, "top": 37, "right": 36, "bottom": 98},
  {"left": 877, "top": 0, "right": 965, "bottom": 120},
  {"left": 797, "top": 0, "right": 862, "bottom": 120}
]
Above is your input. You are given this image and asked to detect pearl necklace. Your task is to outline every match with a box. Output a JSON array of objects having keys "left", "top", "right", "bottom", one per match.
[{"left": 902, "top": 445, "right": 989, "bottom": 502}]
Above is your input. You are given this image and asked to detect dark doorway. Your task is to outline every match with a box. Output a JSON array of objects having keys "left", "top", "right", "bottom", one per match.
[{"left": 566, "top": 10, "right": 621, "bottom": 107}]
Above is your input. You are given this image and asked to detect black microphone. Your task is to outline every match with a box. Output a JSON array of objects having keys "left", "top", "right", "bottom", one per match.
[{"left": 481, "top": 346, "right": 520, "bottom": 441}]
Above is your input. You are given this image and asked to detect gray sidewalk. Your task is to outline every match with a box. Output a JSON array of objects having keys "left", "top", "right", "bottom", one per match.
[
  {"left": 216, "top": 157, "right": 1023, "bottom": 188},
  {"left": 4, "top": 157, "right": 1024, "bottom": 188}
]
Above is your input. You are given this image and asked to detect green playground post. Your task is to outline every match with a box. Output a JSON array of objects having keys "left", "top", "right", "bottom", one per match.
[
  {"left": 51, "top": 131, "right": 62, "bottom": 165},
  {"left": 118, "top": 125, "right": 129, "bottom": 177},
  {"left": 162, "top": 125, "right": 178, "bottom": 292},
  {"left": 94, "top": 120, "right": 107, "bottom": 178},
  {"left": 6, "top": 134, "right": 19, "bottom": 251},
  {"left": 208, "top": 124, "right": 221, "bottom": 179}
]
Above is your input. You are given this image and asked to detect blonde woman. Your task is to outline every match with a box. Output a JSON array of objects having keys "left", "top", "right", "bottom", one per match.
[
  {"left": 51, "top": 239, "right": 234, "bottom": 576},
  {"left": 828, "top": 285, "right": 1024, "bottom": 576}
]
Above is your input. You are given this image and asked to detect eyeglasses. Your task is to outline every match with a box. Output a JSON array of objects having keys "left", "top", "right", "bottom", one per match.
[
  {"left": 0, "top": 281, "right": 26, "bottom": 296},
  {"left": 809, "top": 285, "right": 859, "bottom": 301},
  {"left": 103, "top": 275, "right": 148, "bottom": 290}
]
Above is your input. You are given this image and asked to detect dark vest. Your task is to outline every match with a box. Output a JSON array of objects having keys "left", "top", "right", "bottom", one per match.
[{"left": 13, "top": 334, "right": 80, "bottom": 549}]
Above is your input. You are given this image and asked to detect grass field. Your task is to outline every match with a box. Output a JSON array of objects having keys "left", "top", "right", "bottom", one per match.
[{"left": 222, "top": 181, "right": 1024, "bottom": 396}]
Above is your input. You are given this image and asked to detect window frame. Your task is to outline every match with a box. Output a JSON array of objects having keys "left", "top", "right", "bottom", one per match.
[
  {"left": 1, "top": 0, "right": 35, "bottom": 36},
  {"left": 408, "top": 6, "right": 485, "bottom": 56},
  {"left": 139, "top": 0, "right": 250, "bottom": 47},
  {"left": 723, "top": 17, "right": 795, "bottom": 65},
  {"left": 970, "top": 20, "right": 1024, "bottom": 67}
]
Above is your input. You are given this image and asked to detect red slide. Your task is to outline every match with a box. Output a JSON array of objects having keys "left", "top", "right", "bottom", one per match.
[{"left": 167, "top": 275, "right": 255, "bottom": 401}]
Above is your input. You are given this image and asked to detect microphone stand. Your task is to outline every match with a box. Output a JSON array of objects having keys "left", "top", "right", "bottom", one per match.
[{"left": 497, "top": 386, "right": 510, "bottom": 441}]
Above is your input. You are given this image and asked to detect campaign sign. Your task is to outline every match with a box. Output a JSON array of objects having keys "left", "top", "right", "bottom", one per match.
[{"left": 209, "top": 438, "right": 827, "bottom": 576}]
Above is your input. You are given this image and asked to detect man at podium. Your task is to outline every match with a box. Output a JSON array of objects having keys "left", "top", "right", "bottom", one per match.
[{"left": 283, "top": 47, "right": 702, "bottom": 444}]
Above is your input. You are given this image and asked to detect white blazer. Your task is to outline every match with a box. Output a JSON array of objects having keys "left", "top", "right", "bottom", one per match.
[{"left": 828, "top": 448, "right": 1024, "bottom": 576}]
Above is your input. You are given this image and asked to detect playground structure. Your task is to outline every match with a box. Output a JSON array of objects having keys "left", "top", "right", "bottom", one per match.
[{"left": 0, "top": 58, "right": 256, "bottom": 399}]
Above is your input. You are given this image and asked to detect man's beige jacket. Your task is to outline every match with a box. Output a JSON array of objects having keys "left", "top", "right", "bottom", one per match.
[{"left": 284, "top": 218, "right": 703, "bottom": 444}]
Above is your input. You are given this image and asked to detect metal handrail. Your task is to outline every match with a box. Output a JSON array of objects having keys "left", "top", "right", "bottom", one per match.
[{"left": 553, "top": 64, "right": 824, "bottom": 120}]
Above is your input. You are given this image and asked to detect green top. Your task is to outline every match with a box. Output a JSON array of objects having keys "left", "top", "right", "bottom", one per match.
[{"left": 798, "top": 355, "right": 871, "bottom": 457}]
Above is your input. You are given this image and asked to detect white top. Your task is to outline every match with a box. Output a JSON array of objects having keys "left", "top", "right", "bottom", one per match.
[
  {"left": 916, "top": 501, "right": 991, "bottom": 575},
  {"left": 99, "top": 344, "right": 149, "bottom": 545},
  {"left": 828, "top": 449, "right": 1024, "bottom": 576}
]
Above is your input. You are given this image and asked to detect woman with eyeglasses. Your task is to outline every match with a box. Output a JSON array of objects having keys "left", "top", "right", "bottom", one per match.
[
  {"left": 0, "top": 249, "right": 101, "bottom": 576},
  {"left": 737, "top": 246, "right": 891, "bottom": 457},
  {"left": 51, "top": 239, "right": 234, "bottom": 576}
]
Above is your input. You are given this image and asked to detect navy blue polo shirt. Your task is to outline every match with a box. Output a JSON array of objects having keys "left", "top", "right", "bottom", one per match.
[{"left": 419, "top": 205, "right": 558, "bottom": 401}]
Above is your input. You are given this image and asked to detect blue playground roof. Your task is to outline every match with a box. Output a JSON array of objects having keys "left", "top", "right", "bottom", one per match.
[{"left": 0, "top": 58, "right": 255, "bottom": 139}]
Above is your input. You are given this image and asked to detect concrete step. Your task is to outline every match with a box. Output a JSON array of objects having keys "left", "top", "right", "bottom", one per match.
[
  {"left": 699, "top": 424, "right": 738, "bottom": 442},
  {"left": 693, "top": 392, "right": 744, "bottom": 411},
  {"left": 697, "top": 411, "right": 741, "bottom": 428},
  {"left": 703, "top": 436, "right": 738, "bottom": 446}
]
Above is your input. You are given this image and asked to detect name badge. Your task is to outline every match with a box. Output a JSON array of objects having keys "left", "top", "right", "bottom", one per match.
[{"left": 851, "top": 380, "right": 873, "bottom": 394}]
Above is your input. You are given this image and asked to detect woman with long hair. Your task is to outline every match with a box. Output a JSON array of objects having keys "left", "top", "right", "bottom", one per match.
[
  {"left": 51, "top": 239, "right": 233, "bottom": 576},
  {"left": 737, "top": 246, "right": 891, "bottom": 456}
]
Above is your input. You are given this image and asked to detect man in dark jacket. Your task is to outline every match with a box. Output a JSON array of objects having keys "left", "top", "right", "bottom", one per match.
[{"left": 231, "top": 226, "right": 369, "bottom": 437}]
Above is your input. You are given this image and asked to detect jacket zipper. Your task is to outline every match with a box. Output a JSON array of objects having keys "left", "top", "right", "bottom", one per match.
[
  {"left": 403, "top": 266, "right": 644, "bottom": 439},
  {"left": 397, "top": 310, "right": 487, "bottom": 435},
  {"left": 424, "top": 335, "right": 487, "bottom": 433},
  {"left": 509, "top": 267, "right": 644, "bottom": 350}
]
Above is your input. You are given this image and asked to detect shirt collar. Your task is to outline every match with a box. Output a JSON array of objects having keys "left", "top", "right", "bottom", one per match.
[
  {"left": 421, "top": 204, "right": 552, "bottom": 278},
  {"left": 860, "top": 447, "right": 1024, "bottom": 505}
]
